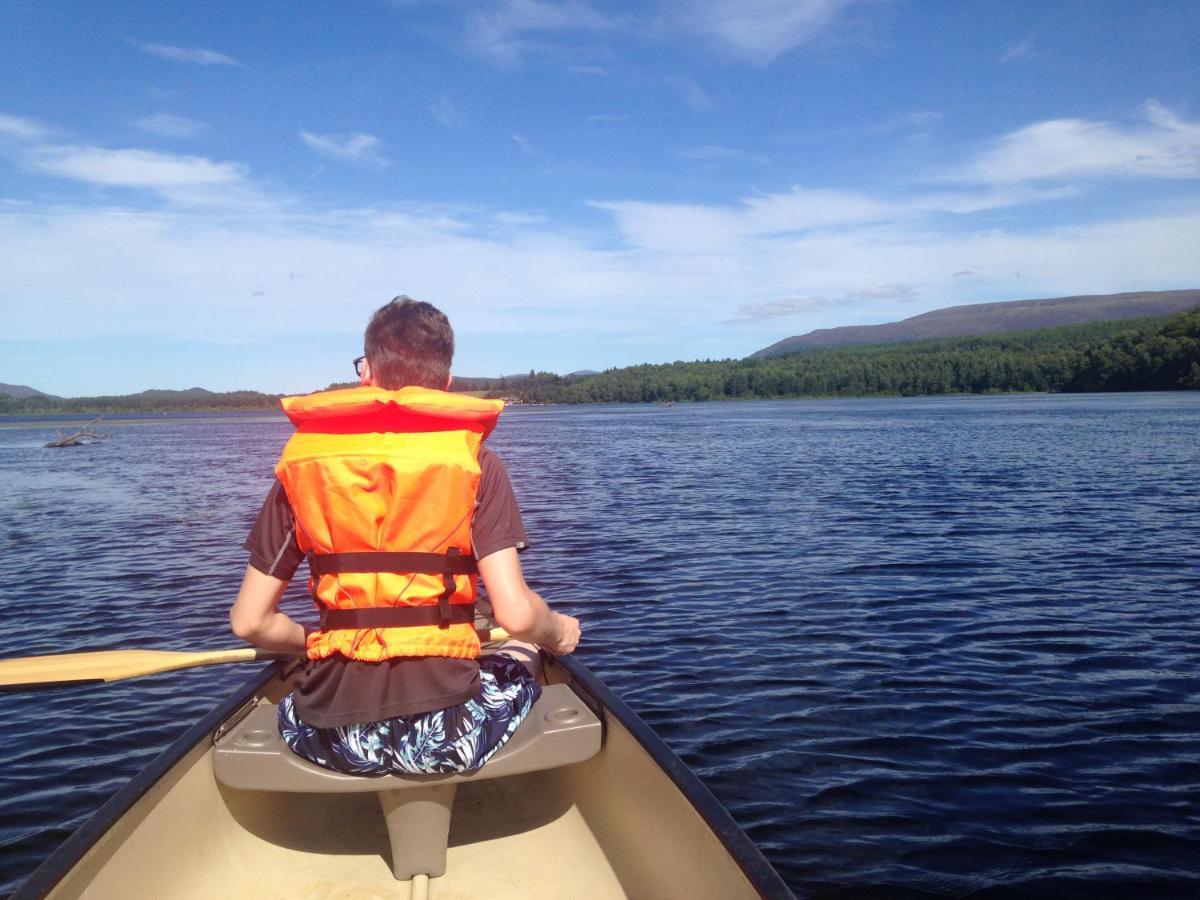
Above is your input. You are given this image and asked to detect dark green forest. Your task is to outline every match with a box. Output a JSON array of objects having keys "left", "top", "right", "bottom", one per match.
[
  {"left": 487, "top": 308, "right": 1200, "bottom": 404},
  {"left": 0, "top": 389, "right": 282, "bottom": 416},
  {"left": 2, "top": 307, "right": 1197, "bottom": 415}
]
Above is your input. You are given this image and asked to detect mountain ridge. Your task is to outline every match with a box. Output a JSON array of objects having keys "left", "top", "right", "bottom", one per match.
[
  {"left": 0, "top": 383, "right": 57, "bottom": 400},
  {"left": 751, "top": 289, "right": 1200, "bottom": 359}
]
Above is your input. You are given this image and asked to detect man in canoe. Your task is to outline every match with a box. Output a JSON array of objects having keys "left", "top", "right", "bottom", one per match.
[{"left": 229, "top": 296, "right": 580, "bottom": 775}]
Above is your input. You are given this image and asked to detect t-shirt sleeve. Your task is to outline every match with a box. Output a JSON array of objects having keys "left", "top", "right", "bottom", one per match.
[
  {"left": 472, "top": 447, "right": 529, "bottom": 560},
  {"left": 244, "top": 478, "right": 305, "bottom": 580}
]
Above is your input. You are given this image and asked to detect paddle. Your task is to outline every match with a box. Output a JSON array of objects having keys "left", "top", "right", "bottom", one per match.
[{"left": 0, "top": 627, "right": 511, "bottom": 690}]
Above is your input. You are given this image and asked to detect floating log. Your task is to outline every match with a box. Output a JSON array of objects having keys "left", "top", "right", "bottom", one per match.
[{"left": 45, "top": 417, "right": 106, "bottom": 448}]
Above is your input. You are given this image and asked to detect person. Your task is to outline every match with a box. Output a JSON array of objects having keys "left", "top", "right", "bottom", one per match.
[{"left": 229, "top": 296, "right": 580, "bottom": 775}]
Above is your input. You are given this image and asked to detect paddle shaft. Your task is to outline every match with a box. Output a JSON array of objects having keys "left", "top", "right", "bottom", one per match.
[{"left": 0, "top": 627, "right": 511, "bottom": 690}]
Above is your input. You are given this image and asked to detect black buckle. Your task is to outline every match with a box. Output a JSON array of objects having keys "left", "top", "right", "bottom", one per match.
[{"left": 438, "top": 548, "right": 461, "bottom": 629}]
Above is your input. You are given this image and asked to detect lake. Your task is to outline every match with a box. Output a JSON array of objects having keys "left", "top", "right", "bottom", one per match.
[{"left": 2, "top": 392, "right": 1198, "bottom": 896}]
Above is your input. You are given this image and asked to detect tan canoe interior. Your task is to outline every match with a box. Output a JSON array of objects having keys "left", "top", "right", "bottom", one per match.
[{"left": 45, "top": 663, "right": 762, "bottom": 899}]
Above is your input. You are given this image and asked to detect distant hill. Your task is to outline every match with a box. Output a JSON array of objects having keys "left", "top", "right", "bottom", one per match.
[
  {"left": 133, "top": 387, "right": 215, "bottom": 400},
  {"left": 752, "top": 289, "right": 1200, "bottom": 359},
  {"left": 0, "top": 383, "right": 57, "bottom": 400}
]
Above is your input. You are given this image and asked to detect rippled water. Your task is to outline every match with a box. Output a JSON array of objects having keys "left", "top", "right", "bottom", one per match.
[{"left": 2, "top": 394, "right": 1198, "bottom": 896}]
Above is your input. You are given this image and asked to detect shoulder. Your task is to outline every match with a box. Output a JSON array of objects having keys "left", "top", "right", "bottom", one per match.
[{"left": 478, "top": 445, "right": 512, "bottom": 486}]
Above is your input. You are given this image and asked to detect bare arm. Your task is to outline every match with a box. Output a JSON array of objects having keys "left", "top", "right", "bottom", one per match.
[
  {"left": 229, "top": 564, "right": 308, "bottom": 654},
  {"left": 476, "top": 547, "right": 580, "bottom": 654}
]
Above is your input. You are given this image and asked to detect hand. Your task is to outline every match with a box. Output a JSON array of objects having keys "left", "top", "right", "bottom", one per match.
[{"left": 540, "top": 612, "right": 581, "bottom": 655}]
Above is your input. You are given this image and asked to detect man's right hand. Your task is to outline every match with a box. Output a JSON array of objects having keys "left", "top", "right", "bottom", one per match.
[
  {"left": 541, "top": 612, "right": 581, "bottom": 655},
  {"left": 478, "top": 548, "right": 582, "bottom": 654}
]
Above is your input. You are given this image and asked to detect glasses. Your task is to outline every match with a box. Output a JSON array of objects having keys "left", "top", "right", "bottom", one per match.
[{"left": 353, "top": 356, "right": 365, "bottom": 377}]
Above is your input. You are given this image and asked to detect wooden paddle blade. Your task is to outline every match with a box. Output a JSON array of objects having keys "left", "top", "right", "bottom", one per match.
[
  {"left": 0, "top": 631, "right": 510, "bottom": 690},
  {"left": 0, "top": 648, "right": 290, "bottom": 689}
]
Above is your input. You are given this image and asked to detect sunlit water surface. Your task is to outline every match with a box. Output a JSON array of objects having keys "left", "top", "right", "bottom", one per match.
[{"left": 1, "top": 393, "right": 1198, "bottom": 897}]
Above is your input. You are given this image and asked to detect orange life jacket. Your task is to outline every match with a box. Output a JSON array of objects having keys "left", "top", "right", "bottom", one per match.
[{"left": 275, "top": 385, "right": 504, "bottom": 663}]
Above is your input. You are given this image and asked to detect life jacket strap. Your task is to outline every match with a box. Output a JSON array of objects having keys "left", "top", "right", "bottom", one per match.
[
  {"left": 308, "top": 549, "right": 478, "bottom": 630},
  {"left": 319, "top": 604, "right": 476, "bottom": 630},
  {"left": 308, "top": 551, "right": 477, "bottom": 576}
]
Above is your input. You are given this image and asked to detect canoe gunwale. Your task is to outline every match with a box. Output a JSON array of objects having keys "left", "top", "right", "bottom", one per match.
[
  {"left": 11, "top": 663, "right": 281, "bottom": 900},
  {"left": 552, "top": 655, "right": 795, "bottom": 900}
]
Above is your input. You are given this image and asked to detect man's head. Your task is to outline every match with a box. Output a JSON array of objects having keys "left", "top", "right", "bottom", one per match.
[{"left": 362, "top": 296, "right": 454, "bottom": 390}]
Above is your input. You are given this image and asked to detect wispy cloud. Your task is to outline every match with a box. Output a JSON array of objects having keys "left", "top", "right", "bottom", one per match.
[
  {"left": 135, "top": 113, "right": 203, "bottom": 139},
  {"left": 3, "top": 197, "right": 1199, "bottom": 362},
  {"left": 729, "top": 295, "right": 829, "bottom": 322},
  {"left": 299, "top": 131, "right": 388, "bottom": 170},
  {"left": 1001, "top": 34, "right": 1037, "bottom": 63},
  {"left": 138, "top": 42, "right": 241, "bottom": 67},
  {"left": 669, "top": 75, "right": 713, "bottom": 112},
  {"left": 847, "top": 283, "right": 917, "bottom": 302},
  {"left": 677, "top": 0, "right": 864, "bottom": 64},
  {"left": 679, "top": 144, "right": 770, "bottom": 165},
  {"left": 26, "top": 145, "right": 245, "bottom": 189},
  {"left": 730, "top": 283, "right": 915, "bottom": 323},
  {"left": 511, "top": 132, "right": 535, "bottom": 156},
  {"left": 954, "top": 101, "right": 1200, "bottom": 183},
  {"left": 429, "top": 96, "right": 464, "bottom": 130},
  {"left": 4, "top": 105, "right": 1199, "bottom": 376},
  {"left": 0, "top": 113, "right": 51, "bottom": 141},
  {"left": 0, "top": 117, "right": 261, "bottom": 207},
  {"left": 593, "top": 183, "right": 1069, "bottom": 254},
  {"left": 465, "top": 0, "right": 613, "bottom": 64}
]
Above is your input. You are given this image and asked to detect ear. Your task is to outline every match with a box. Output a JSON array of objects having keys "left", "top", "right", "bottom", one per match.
[
  {"left": 445, "top": 374, "right": 453, "bottom": 390},
  {"left": 360, "top": 358, "right": 373, "bottom": 387}
]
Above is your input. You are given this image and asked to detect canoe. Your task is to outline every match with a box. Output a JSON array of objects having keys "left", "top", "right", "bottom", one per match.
[{"left": 13, "top": 653, "right": 794, "bottom": 899}]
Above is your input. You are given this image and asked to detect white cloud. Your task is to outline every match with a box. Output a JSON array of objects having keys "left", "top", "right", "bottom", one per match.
[
  {"left": 729, "top": 295, "right": 829, "bottom": 322},
  {"left": 138, "top": 42, "right": 241, "bottom": 67},
  {"left": 135, "top": 113, "right": 203, "bottom": 139},
  {"left": 593, "top": 184, "right": 1068, "bottom": 254},
  {"left": 466, "top": 0, "right": 612, "bottom": 64},
  {"left": 3, "top": 105, "right": 1200, "bottom": 381},
  {"left": 511, "top": 133, "right": 535, "bottom": 156},
  {"left": 679, "top": 144, "right": 770, "bottom": 165},
  {"left": 299, "top": 131, "right": 388, "bottom": 170},
  {"left": 956, "top": 102, "right": 1200, "bottom": 183},
  {"left": 677, "top": 0, "right": 863, "bottom": 63},
  {"left": 2, "top": 198, "right": 1199, "bottom": 371},
  {"left": 1001, "top": 35, "right": 1037, "bottom": 63},
  {"left": 0, "top": 113, "right": 51, "bottom": 141},
  {"left": 847, "top": 283, "right": 917, "bottom": 301},
  {"left": 26, "top": 145, "right": 246, "bottom": 189},
  {"left": 669, "top": 75, "right": 713, "bottom": 112},
  {"left": 429, "top": 96, "right": 464, "bottom": 130}
]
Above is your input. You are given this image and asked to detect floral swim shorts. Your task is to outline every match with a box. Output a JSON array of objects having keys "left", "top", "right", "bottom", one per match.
[{"left": 278, "top": 653, "right": 541, "bottom": 776}]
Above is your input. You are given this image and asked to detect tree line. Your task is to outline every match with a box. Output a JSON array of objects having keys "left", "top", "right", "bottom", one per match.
[
  {"left": 0, "top": 390, "right": 282, "bottom": 416},
  {"left": 487, "top": 308, "right": 1200, "bottom": 404},
  {"left": 3, "top": 308, "right": 1196, "bottom": 415}
]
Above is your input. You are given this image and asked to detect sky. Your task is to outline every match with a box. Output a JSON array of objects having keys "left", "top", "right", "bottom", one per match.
[{"left": 1, "top": 0, "right": 1199, "bottom": 397}]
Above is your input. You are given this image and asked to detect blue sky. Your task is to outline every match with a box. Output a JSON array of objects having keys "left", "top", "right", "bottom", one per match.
[{"left": 2, "top": 0, "right": 1198, "bottom": 396}]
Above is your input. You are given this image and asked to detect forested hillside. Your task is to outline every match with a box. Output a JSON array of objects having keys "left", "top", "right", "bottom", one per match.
[
  {"left": 0, "top": 388, "right": 281, "bottom": 415},
  {"left": 753, "top": 289, "right": 1200, "bottom": 358},
  {"left": 4, "top": 309, "right": 1196, "bottom": 414},
  {"left": 497, "top": 309, "right": 1200, "bottom": 404}
]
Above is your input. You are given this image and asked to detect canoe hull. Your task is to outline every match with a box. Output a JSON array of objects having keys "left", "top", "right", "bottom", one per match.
[{"left": 17, "top": 656, "right": 792, "bottom": 899}]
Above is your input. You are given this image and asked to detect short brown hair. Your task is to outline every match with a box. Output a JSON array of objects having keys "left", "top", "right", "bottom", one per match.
[{"left": 364, "top": 296, "right": 454, "bottom": 390}]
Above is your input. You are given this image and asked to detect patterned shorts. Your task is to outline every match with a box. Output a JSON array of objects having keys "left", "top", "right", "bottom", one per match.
[{"left": 278, "top": 654, "right": 542, "bottom": 776}]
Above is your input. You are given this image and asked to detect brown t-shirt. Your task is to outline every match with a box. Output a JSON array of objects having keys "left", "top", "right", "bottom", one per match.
[{"left": 244, "top": 446, "right": 528, "bottom": 728}]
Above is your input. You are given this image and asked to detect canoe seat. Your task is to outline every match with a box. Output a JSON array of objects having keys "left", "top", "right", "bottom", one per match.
[{"left": 212, "top": 683, "right": 602, "bottom": 881}]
